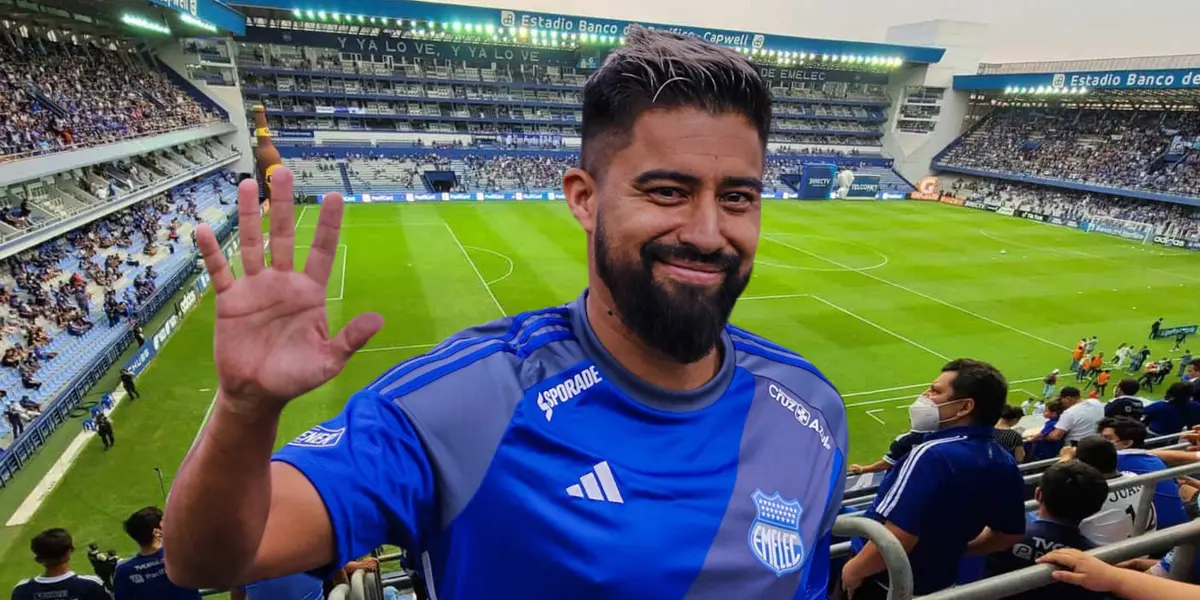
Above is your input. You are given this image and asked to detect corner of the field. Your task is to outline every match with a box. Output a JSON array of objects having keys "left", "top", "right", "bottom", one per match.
[{"left": 1, "top": 387, "right": 130, "bottom": 528}]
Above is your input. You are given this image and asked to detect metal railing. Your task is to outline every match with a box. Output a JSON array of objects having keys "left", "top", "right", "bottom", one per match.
[
  {"left": 920, "top": 519, "right": 1200, "bottom": 600},
  {"left": 843, "top": 430, "right": 1192, "bottom": 509},
  {"left": 835, "top": 460, "right": 1200, "bottom": 600},
  {"left": 0, "top": 119, "right": 225, "bottom": 164}
]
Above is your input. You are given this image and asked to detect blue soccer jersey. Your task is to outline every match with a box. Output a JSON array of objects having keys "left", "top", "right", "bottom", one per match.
[
  {"left": 113, "top": 548, "right": 202, "bottom": 600},
  {"left": 274, "top": 291, "right": 849, "bottom": 599},
  {"left": 12, "top": 573, "right": 108, "bottom": 600}
]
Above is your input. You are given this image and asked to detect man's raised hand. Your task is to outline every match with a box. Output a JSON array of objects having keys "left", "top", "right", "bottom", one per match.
[{"left": 194, "top": 167, "right": 383, "bottom": 416}]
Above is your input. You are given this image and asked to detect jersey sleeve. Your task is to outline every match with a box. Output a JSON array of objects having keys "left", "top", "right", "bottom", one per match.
[
  {"left": 985, "top": 463, "right": 1027, "bottom": 535},
  {"left": 272, "top": 389, "right": 437, "bottom": 575},
  {"left": 872, "top": 444, "right": 945, "bottom": 536},
  {"left": 882, "top": 433, "right": 913, "bottom": 465}
]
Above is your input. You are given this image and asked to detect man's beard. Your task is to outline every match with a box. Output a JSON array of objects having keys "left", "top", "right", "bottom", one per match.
[{"left": 594, "top": 220, "right": 751, "bottom": 364}]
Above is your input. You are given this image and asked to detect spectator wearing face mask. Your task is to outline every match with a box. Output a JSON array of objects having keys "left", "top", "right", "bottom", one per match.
[{"left": 840, "top": 359, "right": 1025, "bottom": 599}]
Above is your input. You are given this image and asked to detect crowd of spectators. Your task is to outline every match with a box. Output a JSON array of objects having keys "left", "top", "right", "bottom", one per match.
[
  {"left": 460, "top": 153, "right": 574, "bottom": 192},
  {"left": 949, "top": 177, "right": 1200, "bottom": 241},
  {"left": 939, "top": 107, "right": 1200, "bottom": 198},
  {"left": 0, "top": 40, "right": 218, "bottom": 160},
  {"left": 0, "top": 184, "right": 202, "bottom": 430}
]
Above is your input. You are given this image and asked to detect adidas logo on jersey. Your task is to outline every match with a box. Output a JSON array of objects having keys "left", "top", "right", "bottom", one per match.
[
  {"left": 566, "top": 460, "right": 624, "bottom": 503},
  {"left": 537, "top": 365, "right": 603, "bottom": 421}
]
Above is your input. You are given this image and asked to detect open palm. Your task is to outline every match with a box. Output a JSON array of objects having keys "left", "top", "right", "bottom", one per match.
[{"left": 196, "top": 168, "right": 383, "bottom": 413}]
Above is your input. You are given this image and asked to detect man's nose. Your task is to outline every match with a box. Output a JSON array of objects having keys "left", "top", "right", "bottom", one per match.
[{"left": 676, "top": 196, "right": 725, "bottom": 255}]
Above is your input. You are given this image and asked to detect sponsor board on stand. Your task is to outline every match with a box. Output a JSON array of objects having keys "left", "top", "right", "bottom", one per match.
[
  {"left": 939, "top": 196, "right": 965, "bottom": 206},
  {"left": 1153, "top": 235, "right": 1188, "bottom": 248},
  {"left": 997, "top": 207, "right": 1015, "bottom": 216},
  {"left": 964, "top": 200, "right": 986, "bottom": 210}
]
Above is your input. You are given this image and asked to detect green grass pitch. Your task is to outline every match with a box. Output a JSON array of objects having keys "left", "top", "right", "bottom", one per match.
[{"left": 0, "top": 199, "right": 1197, "bottom": 588}]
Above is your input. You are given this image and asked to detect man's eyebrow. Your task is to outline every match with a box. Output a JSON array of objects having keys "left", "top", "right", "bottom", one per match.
[
  {"left": 631, "top": 170, "right": 764, "bottom": 193},
  {"left": 632, "top": 169, "right": 702, "bottom": 187},
  {"left": 721, "top": 176, "right": 764, "bottom": 193}
]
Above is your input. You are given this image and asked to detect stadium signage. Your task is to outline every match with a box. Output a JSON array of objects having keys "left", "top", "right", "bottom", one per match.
[
  {"left": 1018, "top": 210, "right": 1046, "bottom": 222},
  {"left": 997, "top": 208, "right": 1015, "bottom": 216},
  {"left": 757, "top": 67, "right": 889, "bottom": 86},
  {"left": 1156, "top": 325, "right": 1199, "bottom": 338},
  {"left": 1089, "top": 222, "right": 1146, "bottom": 240},
  {"left": 245, "top": 29, "right": 576, "bottom": 65},
  {"left": 1153, "top": 235, "right": 1187, "bottom": 248},
  {"left": 956, "top": 68, "right": 1200, "bottom": 91},
  {"left": 938, "top": 196, "right": 965, "bottom": 206},
  {"left": 847, "top": 176, "right": 881, "bottom": 198},
  {"left": 799, "top": 167, "right": 835, "bottom": 200},
  {"left": 502, "top": 10, "right": 755, "bottom": 46},
  {"left": 964, "top": 200, "right": 985, "bottom": 210}
]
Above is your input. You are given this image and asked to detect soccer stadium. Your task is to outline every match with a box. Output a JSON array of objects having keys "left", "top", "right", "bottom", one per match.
[{"left": 0, "top": 0, "right": 1197, "bottom": 598}]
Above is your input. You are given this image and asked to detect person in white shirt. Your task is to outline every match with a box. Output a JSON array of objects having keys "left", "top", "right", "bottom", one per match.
[
  {"left": 1048, "top": 387, "right": 1105, "bottom": 446},
  {"left": 1072, "top": 435, "right": 1153, "bottom": 544}
]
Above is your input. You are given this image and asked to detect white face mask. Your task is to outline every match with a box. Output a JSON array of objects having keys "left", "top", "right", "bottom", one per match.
[{"left": 908, "top": 393, "right": 967, "bottom": 432}]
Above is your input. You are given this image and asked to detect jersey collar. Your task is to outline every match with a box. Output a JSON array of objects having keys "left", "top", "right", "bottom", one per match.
[
  {"left": 34, "top": 572, "right": 77, "bottom": 584},
  {"left": 925, "top": 424, "right": 994, "bottom": 440},
  {"left": 569, "top": 290, "right": 735, "bottom": 413}
]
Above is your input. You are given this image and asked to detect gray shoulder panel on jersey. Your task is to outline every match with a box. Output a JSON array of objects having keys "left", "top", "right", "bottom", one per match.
[
  {"left": 730, "top": 333, "right": 849, "bottom": 455},
  {"left": 376, "top": 309, "right": 588, "bottom": 529},
  {"left": 683, "top": 345, "right": 849, "bottom": 599}
]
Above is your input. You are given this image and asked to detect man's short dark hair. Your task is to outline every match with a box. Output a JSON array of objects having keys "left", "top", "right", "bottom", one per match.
[
  {"left": 1075, "top": 435, "right": 1119, "bottom": 476},
  {"left": 1059, "top": 386, "right": 1081, "bottom": 400},
  {"left": 1039, "top": 461, "right": 1108, "bottom": 523},
  {"left": 31, "top": 528, "right": 73, "bottom": 565},
  {"left": 1117, "top": 378, "right": 1139, "bottom": 397},
  {"left": 579, "top": 25, "right": 771, "bottom": 177},
  {"left": 1000, "top": 405, "right": 1024, "bottom": 423},
  {"left": 941, "top": 358, "right": 1008, "bottom": 426},
  {"left": 123, "top": 506, "right": 163, "bottom": 546},
  {"left": 1166, "top": 382, "right": 1192, "bottom": 405},
  {"left": 1098, "top": 416, "right": 1147, "bottom": 447}
]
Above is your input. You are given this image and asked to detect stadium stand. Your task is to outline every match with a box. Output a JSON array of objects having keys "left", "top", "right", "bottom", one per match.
[
  {"left": 945, "top": 177, "right": 1200, "bottom": 242},
  {"left": 936, "top": 107, "right": 1200, "bottom": 199},
  {"left": 236, "top": 46, "right": 890, "bottom": 149},
  {"left": 289, "top": 150, "right": 911, "bottom": 196},
  {"left": 0, "top": 40, "right": 223, "bottom": 161},
  {"left": 0, "top": 172, "right": 237, "bottom": 441}
]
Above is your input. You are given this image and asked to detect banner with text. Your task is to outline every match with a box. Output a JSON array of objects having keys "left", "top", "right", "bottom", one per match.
[
  {"left": 847, "top": 175, "right": 881, "bottom": 198},
  {"left": 245, "top": 28, "right": 578, "bottom": 67},
  {"left": 799, "top": 164, "right": 836, "bottom": 200}
]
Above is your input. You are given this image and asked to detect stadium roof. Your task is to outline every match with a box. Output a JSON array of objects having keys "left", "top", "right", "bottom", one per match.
[
  {"left": 227, "top": 0, "right": 946, "bottom": 64},
  {"left": 0, "top": 0, "right": 245, "bottom": 38},
  {"left": 954, "top": 53, "right": 1200, "bottom": 103}
]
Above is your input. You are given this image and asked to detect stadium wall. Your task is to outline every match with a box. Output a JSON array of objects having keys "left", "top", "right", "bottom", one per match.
[
  {"left": 880, "top": 20, "right": 988, "bottom": 183},
  {"left": 156, "top": 40, "right": 256, "bottom": 177}
]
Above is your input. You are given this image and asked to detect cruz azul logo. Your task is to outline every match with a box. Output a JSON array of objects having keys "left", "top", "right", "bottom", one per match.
[{"left": 749, "top": 490, "right": 806, "bottom": 576}]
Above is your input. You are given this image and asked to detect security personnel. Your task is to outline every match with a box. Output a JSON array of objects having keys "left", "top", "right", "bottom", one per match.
[{"left": 841, "top": 359, "right": 1026, "bottom": 599}]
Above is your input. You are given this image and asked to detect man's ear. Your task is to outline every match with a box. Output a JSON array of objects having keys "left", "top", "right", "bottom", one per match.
[{"left": 563, "top": 167, "right": 598, "bottom": 234}]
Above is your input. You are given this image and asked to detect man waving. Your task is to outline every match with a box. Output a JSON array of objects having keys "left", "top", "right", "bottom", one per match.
[{"left": 164, "top": 27, "right": 848, "bottom": 600}]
